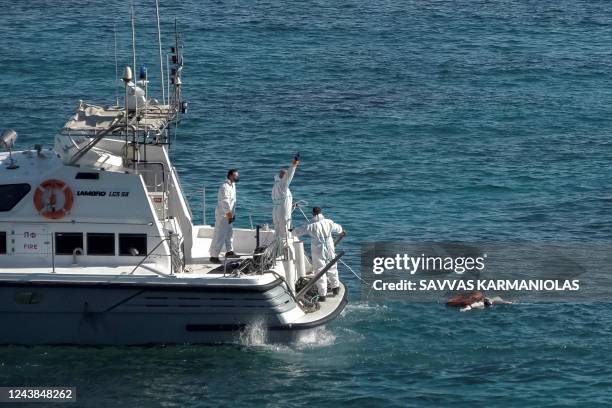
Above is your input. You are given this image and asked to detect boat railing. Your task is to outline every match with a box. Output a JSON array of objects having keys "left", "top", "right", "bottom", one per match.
[
  {"left": 134, "top": 162, "right": 167, "bottom": 193},
  {"left": 128, "top": 234, "right": 175, "bottom": 277},
  {"left": 165, "top": 168, "right": 193, "bottom": 250}
]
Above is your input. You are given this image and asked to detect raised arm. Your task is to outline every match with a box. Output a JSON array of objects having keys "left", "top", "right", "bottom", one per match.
[{"left": 286, "top": 153, "right": 300, "bottom": 186}]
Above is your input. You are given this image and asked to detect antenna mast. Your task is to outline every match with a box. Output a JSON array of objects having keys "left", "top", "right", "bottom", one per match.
[
  {"left": 155, "top": 0, "right": 166, "bottom": 105},
  {"left": 131, "top": 5, "right": 137, "bottom": 73},
  {"left": 114, "top": 24, "right": 119, "bottom": 106}
]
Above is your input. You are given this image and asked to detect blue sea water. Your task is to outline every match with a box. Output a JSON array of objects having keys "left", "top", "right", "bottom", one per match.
[{"left": 2, "top": 0, "right": 612, "bottom": 406}]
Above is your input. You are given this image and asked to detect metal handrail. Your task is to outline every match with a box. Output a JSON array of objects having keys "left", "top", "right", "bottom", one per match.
[
  {"left": 128, "top": 236, "right": 172, "bottom": 276},
  {"left": 67, "top": 122, "right": 128, "bottom": 165}
]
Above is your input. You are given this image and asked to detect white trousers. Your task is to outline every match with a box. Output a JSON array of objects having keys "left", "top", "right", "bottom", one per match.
[
  {"left": 272, "top": 206, "right": 291, "bottom": 239},
  {"left": 315, "top": 263, "right": 339, "bottom": 296},
  {"left": 274, "top": 219, "right": 290, "bottom": 239},
  {"left": 210, "top": 216, "right": 233, "bottom": 257}
]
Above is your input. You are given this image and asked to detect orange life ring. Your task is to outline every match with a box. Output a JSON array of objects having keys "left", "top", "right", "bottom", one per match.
[{"left": 33, "top": 179, "right": 74, "bottom": 220}]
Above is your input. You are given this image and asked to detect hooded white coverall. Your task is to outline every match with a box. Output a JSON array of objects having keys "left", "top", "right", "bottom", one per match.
[
  {"left": 294, "top": 214, "right": 343, "bottom": 296},
  {"left": 271, "top": 160, "right": 298, "bottom": 238},
  {"left": 209, "top": 179, "right": 236, "bottom": 257}
]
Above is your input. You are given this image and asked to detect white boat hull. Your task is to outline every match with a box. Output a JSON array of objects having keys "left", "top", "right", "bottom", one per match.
[{"left": 0, "top": 278, "right": 347, "bottom": 345}]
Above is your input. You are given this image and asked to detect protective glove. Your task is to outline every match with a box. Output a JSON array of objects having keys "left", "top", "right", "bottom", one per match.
[
  {"left": 226, "top": 212, "right": 235, "bottom": 223},
  {"left": 293, "top": 152, "right": 300, "bottom": 165}
]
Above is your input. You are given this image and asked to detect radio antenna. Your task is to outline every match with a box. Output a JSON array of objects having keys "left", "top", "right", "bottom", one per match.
[
  {"left": 155, "top": 0, "right": 166, "bottom": 105},
  {"left": 131, "top": 4, "right": 137, "bottom": 74},
  {"left": 114, "top": 24, "right": 119, "bottom": 106}
]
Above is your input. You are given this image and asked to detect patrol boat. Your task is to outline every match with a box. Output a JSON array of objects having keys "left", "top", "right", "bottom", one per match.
[{"left": 0, "top": 34, "right": 347, "bottom": 345}]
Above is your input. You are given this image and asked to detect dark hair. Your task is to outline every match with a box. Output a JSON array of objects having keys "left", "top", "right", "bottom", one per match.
[
  {"left": 227, "top": 168, "right": 238, "bottom": 178},
  {"left": 312, "top": 206, "right": 322, "bottom": 216}
]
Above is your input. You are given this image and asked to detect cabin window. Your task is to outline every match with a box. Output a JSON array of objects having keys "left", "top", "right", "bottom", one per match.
[
  {"left": 119, "top": 234, "right": 147, "bottom": 256},
  {"left": 0, "top": 184, "right": 31, "bottom": 212},
  {"left": 75, "top": 172, "right": 99, "bottom": 180},
  {"left": 55, "top": 233, "right": 83, "bottom": 255},
  {"left": 87, "top": 233, "right": 115, "bottom": 255},
  {"left": 0, "top": 232, "right": 6, "bottom": 254}
]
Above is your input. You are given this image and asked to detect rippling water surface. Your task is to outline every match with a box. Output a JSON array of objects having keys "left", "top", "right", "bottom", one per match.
[{"left": 1, "top": 0, "right": 612, "bottom": 406}]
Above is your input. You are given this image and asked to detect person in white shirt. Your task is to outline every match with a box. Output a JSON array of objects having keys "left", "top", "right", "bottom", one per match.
[
  {"left": 209, "top": 169, "right": 240, "bottom": 263},
  {"left": 293, "top": 207, "right": 344, "bottom": 301},
  {"left": 272, "top": 153, "right": 300, "bottom": 239}
]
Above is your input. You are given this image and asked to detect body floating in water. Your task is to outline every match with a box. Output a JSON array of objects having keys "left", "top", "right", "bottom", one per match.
[{"left": 447, "top": 291, "right": 513, "bottom": 312}]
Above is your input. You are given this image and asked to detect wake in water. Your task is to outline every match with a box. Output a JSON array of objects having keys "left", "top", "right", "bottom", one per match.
[
  {"left": 239, "top": 319, "right": 269, "bottom": 347},
  {"left": 294, "top": 327, "right": 336, "bottom": 349},
  {"left": 342, "top": 301, "right": 389, "bottom": 317},
  {"left": 238, "top": 320, "right": 336, "bottom": 351},
  {"left": 234, "top": 303, "right": 388, "bottom": 352}
]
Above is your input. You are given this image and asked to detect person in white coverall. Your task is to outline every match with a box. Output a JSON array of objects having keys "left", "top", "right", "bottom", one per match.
[
  {"left": 293, "top": 207, "right": 344, "bottom": 300},
  {"left": 209, "top": 169, "right": 240, "bottom": 263},
  {"left": 272, "top": 153, "right": 300, "bottom": 239}
]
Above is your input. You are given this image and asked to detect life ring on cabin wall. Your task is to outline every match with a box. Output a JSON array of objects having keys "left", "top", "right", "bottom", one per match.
[{"left": 33, "top": 179, "right": 74, "bottom": 220}]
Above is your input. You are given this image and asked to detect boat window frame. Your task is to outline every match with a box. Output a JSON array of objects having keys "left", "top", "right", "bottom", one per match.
[
  {"left": 86, "top": 233, "right": 116, "bottom": 256},
  {"left": 0, "top": 184, "right": 31, "bottom": 212},
  {"left": 0, "top": 231, "right": 6, "bottom": 255},
  {"left": 119, "top": 233, "right": 147, "bottom": 256},
  {"left": 54, "top": 232, "right": 84, "bottom": 255}
]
